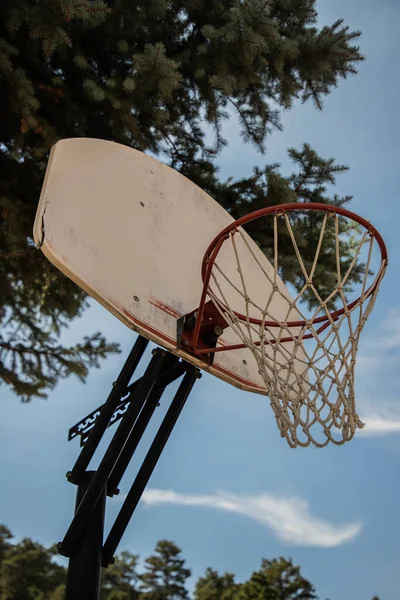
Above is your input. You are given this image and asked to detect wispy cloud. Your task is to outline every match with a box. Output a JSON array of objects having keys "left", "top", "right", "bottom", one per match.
[
  {"left": 371, "top": 307, "right": 400, "bottom": 351},
  {"left": 357, "top": 307, "right": 400, "bottom": 371},
  {"left": 358, "top": 414, "right": 400, "bottom": 436},
  {"left": 141, "top": 489, "right": 362, "bottom": 547},
  {"left": 356, "top": 308, "right": 400, "bottom": 373},
  {"left": 358, "top": 401, "right": 400, "bottom": 438},
  {"left": 353, "top": 307, "right": 400, "bottom": 437}
]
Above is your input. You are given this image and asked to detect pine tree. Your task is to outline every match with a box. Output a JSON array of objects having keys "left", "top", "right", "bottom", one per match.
[
  {"left": 0, "top": 525, "right": 143, "bottom": 599},
  {"left": 101, "top": 551, "right": 140, "bottom": 600},
  {"left": 234, "top": 558, "right": 316, "bottom": 600},
  {"left": 48, "top": 585, "right": 66, "bottom": 600},
  {"left": 0, "top": 537, "right": 65, "bottom": 600},
  {"left": 194, "top": 568, "right": 237, "bottom": 600},
  {"left": 0, "top": 526, "right": 12, "bottom": 571},
  {"left": 214, "top": 143, "right": 365, "bottom": 308},
  {"left": 0, "top": 526, "right": 381, "bottom": 600},
  {"left": 106, "top": 592, "right": 134, "bottom": 600},
  {"left": 0, "top": 0, "right": 364, "bottom": 400},
  {"left": 139, "top": 540, "right": 191, "bottom": 600}
]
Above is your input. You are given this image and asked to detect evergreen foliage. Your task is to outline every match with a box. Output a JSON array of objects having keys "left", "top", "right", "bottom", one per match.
[
  {"left": 0, "top": 0, "right": 364, "bottom": 399},
  {"left": 194, "top": 568, "right": 237, "bottom": 600},
  {"left": 0, "top": 526, "right": 12, "bottom": 571},
  {"left": 101, "top": 550, "right": 140, "bottom": 600},
  {"left": 139, "top": 540, "right": 191, "bottom": 599},
  {"left": 0, "top": 526, "right": 382, "bottom": 599},
  {"left": 0, "top": 537, "right": 65, "bottom": 600},
  {"left": 48, "top": 586, "right": 66, "bottom": 600},
  {"left": 234, "top": 558, "right": 317, "bottom": 600}
]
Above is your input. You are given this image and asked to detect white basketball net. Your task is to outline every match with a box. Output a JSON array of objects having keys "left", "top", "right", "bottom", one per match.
[{"left": 206, "top": 210, "right": 387, "bottom": 448}]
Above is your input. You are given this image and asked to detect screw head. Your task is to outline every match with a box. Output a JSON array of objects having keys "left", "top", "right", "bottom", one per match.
[
  {"left": 214, "top": 325, "right": 224, "bottom": 337},
  {"left": 182, "top": 340, "right": 190, "bottom": 348}
]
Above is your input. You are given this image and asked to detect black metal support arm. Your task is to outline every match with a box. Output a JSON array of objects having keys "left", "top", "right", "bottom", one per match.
[
  {"left": 69, "top": 336, "right": 149, "bottom": 483},
  {"left": 102, "top": 364, "right": 199, "bottom": 567},
  {"left": 59, "top": 348, "right": 168, "bottom": 557},
  {"left": 107, "top": 357, "right": 187, "bottom": 497},
  {"left": 69, "top": 376, "right": 149, "bottom": 447},
  {"left": 60, "top": 335, "right": 200, "bottom": 600}
]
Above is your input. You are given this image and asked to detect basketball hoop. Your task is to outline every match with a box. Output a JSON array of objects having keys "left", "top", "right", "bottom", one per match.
[
  {"left": 180, "top": 203, "right": 388, "bottom": 448},
  {"left": 37, "top": 140, "right": 389, "bottom": 448}
]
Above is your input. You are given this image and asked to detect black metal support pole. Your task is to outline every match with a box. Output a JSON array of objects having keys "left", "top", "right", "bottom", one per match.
[
  {"left": 59, "top": 350, "right": 167, "bottom": 557},
  {"left": 107, "top": 359, "right": 186, "bottom": 496},
  {"left": 69, "top": 336, "right": 149, "bottom": 483},
  {"left": 107, "top": 386, "right": 165, "bottom": 496},
  {"left": 65, "top": 471, "right": 106, "bottom": 600},
  {"left": 102, "top": 365, "right": 200, "bottom": 566}
]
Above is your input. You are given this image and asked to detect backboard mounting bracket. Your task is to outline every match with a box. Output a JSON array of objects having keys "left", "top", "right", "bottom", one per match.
[{"left": 177, "top": 300, "right": 228, "bottom": 365}]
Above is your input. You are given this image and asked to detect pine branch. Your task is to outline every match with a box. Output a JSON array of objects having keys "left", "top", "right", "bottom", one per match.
[
  {"left": 0, "top": 333, "right": 121, "bottom": 401},
  {"left": 0, "top": 0, "right": 366, "bottom": 399}
]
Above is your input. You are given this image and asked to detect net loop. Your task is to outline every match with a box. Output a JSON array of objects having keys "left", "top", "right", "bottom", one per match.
[{"left": 198, "top": 203, "right": 388, "bottom": 448}]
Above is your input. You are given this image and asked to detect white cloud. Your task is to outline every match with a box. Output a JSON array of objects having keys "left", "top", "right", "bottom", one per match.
[
  {"left": 351, "top": 307, "right": 400, "bottom": 438},
  {"left": 357, "top": 400, "right": 400, "bottom": 439},
  {"left": 358, "top": 414, "right": 400, "bottom": 436},
  {"left": 374, "top": 307, "right": 400, "bottom": 350},
  {"left": 355, "top": 353, "right": 383, "bottom": 374},
  {"left": 356, "top": 308, "right": 400, "bottom": 372},
  {"left": 141, "top": 488, "right": 361, "bottom": 548}
]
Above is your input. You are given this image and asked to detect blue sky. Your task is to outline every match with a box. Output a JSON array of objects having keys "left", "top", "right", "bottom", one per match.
[{"left": 1, "top": 1, "right": 399, "bottom": 599}]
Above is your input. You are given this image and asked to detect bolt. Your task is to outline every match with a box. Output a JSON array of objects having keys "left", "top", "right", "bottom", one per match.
[
  {"left": 139, "top": 202, "right": 145, "bottom": 207},
  {"left": 242, "top": 359, "right": 247, "bottom": 366},
  {"left": 181, "top": 340, "right": 190, "bottom": 348},
  {"left": 133, "top": 295, "right": 139, "bottom": 302},
  {"left": 112, "top": 381, "right": 116, "bottom": 387},
  {"left": 157, "top": 402, "right": 161, "bottom": 407},
  {"left": 197, "top": 372, "right": 203, "bottom": 379},
  {"left": 66, "top": 471, "right": 72, "bottom": 480},
  {"left": 56, "top": 542, "right": 63, "bottom": 553},
  {"left": 152, "top": 348, "right": 158, "bottom": 355},
  {"left": 214, "top": 325, "right": 224, "bottom": 337},
  {"left": 113, "top": 488, "right": 120, "bottom": 496}
]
